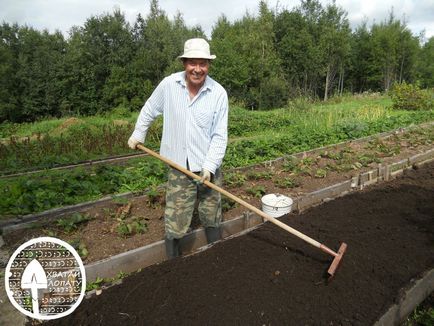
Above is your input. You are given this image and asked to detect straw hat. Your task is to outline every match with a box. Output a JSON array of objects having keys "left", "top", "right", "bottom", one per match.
[{"left": 179, "top": 38, "right": 216, "bottom": 60}]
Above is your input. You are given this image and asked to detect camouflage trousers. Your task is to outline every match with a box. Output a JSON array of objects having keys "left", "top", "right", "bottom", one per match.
[{"left": 164, "top": 167, "right": 222, "bottom": 240}]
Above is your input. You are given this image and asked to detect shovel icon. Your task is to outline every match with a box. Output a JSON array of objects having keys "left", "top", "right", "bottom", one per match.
[{"left": 21, "top": 259, "right": 48, "bottom": 318}]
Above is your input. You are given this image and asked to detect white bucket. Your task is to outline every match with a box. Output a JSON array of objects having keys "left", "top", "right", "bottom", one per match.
[{"left": 261, "top": 194, "right": 293, "bottom": 218}]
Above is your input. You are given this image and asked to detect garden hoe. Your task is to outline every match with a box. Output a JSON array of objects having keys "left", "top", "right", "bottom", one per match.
[{"left": 137, "top": 145, "right": 347, "bottom": 279}]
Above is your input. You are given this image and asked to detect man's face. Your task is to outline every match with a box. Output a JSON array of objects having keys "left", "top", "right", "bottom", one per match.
[{"left": 183, "top": 58, "right": 209, "bottom": 88}]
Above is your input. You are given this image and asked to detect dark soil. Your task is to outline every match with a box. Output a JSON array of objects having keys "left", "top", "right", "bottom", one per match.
[{"left": 42, "top": 161, "right": 434, "bottom": 325}]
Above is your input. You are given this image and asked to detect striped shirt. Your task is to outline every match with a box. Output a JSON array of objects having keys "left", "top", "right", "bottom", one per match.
[{"left": 132, "top": 71, "right": 229, "bottom": 174}]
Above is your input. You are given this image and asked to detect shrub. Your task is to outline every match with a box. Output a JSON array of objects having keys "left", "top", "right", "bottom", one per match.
[
  {"left": 258, "top": 76, "right": 289, "bottom": 110},
  {"left": 389, "top": 82, "right": 432, "bottom": 111}
]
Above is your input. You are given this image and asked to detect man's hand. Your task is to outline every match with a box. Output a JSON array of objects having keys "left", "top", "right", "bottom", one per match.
[
  {"left": 200, "top": 169, "right": 211, "bottom": 183},
  {"left": 128, "top": 136, "right": 140, "bottom": 150}
]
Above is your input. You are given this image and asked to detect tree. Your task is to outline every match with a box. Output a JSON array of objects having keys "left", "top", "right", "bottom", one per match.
[
  {"left": 0, "top": 24, "right": 66, "bottom": 121},
  {"left": 369, "top": 12, "right": 416, "bottom": 91},
  {"left": 212, "top": 1, "right": 285, "bottom": 109},
  {"left": 62, "top": 9, "right": 134, "bottom": 115},
  {"left": 0, "top": 23, "right": 20, "bottom": 121},
  {"left": 348, "top": 21, "right": 373, "bottom": 92},
  {"left": 209, "top": 15, "right": 250, "bottom": 100},
  {"left": 319, "top": 1, "right": 351, "bottom": 100},
  {"left": 417, "top": 37, "right": 434, "bottom": 87}
]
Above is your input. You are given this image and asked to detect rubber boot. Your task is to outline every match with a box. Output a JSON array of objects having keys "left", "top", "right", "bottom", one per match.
[
  {"left": 205, "top": 227, "right": 221, "bottom": 244},
  {"left": 165, "top": 237, "right": 181, "bottom": 259}
]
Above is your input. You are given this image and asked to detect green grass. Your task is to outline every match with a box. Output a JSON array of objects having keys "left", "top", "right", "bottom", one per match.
[
  {"left": 403, "top": 293, "right": 434, "bottom": 326},
  {"left": 0, "top": 108, "right": 139, "bottom": 138}
]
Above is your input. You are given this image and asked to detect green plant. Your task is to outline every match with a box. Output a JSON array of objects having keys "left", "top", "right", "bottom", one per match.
[
  {"left": 246, "top": 170, "right": 273, "bottom": 180},
  {"left": 86, "top": 277, "right": 105, "bottom": 291},
  {"left": 145, "top": 186, "right": 165, "bottom": 208},
  {"left": 56, "top": 213, "right": 93, "bottom": 233},
  {"left": 68, "top": 239, "right": 89, "bottom": 259},
  {"left": 314, "top": 168, "right": 327, "bottom": 178},
  {"left": 404, "top": 305, "right": 434, "bottom": 326},
  {"left": 274, "top": 177, "right": 299, "bottom": 189},
  {"left": 85, "top": 271, "right": 131, "bottom": 292},
  {"left": 320, "top": 150, "right": 343, "bottom": 161},
  {"left": 351, "top": 162, "right": 363, "bottom": 170},
  {"left": 222, "top": 197, "right": 237, "bottom": 212},
  {"left": 287, "top": 96, "right": 313, "bottom": 111},
  {"left": 367, "top": 138, "right": 401, "bottom": 156},
  {"left": 223, "top": 172, "right": 247, "bottom": 187},
  {"left": 357, "top": 153, "right": 381, "bottom": 166},
  {"left": 116, "top": 217, "right": 148, "bottom": 237},
  {"left": 389, "top": 82, "right": 432, "bottom": 111},
  {"left": 116, "top": 271, "right": 129, "bottom": 279},
  {"left": 282, "top": 157, "right": 297, "bottom": 172},
  {"left": 332, "top": 163, "right": 354, "bottom": 172},
  {"left": 299, "top": 157, "right": 315, "bottom": 166},
  {"left": 246, "top": 185, "right": 266, "bottom": 198},
  {"left": 294, "top": 157, "right": 315, "bottom": 176},
  {"left": 43, "top": 229, "right": 57, "bottom": 237}
]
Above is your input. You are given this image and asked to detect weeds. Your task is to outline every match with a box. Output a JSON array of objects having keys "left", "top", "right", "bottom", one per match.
[
  {"left": 85, "top": 271, "right": 131, "bottom": 292},
  {"left": 86, "top": 276, "right": 105, "bottom": 291}
]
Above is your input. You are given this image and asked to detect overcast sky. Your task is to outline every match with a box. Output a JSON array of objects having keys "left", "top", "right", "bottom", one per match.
[{"left": 1, "top": 0, "right": 433, "bottom": 41}]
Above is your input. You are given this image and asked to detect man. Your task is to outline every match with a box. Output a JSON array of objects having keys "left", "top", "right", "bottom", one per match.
[{"left": 128, "top": 38, "right": 229, "bottom": 259}]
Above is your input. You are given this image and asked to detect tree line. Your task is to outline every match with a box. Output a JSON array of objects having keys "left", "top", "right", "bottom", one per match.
[{"left": 1, "top": 0, "right": 433, "bottom": 123}]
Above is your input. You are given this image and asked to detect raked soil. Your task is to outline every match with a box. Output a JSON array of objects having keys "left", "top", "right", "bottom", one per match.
[{"left": 41, "top": 161, "right": 434, "bottom": 325}]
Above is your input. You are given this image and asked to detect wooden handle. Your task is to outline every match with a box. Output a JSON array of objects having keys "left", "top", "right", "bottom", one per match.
[{"left": 137, "top": 144, "right": 333, "bottom": 253}]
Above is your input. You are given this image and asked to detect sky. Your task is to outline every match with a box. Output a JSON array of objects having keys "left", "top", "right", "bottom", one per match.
[{"left": 1, "top": 0, "right": 433, "bottom": 41}]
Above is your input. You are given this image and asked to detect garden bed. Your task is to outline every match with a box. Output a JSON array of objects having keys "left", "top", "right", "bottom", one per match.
[
  {"left": 3, "top": 125, "right": 434, "bottom": 264},
  {"left": 2, "top": 124, "right": 433, "bottom": 266},
  {"left": 39, "top": 159, "right": 434, "bottom": 325}
]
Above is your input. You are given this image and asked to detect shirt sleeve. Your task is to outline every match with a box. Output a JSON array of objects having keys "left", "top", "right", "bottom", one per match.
[
  {"left": 202, "top": 90, "right": 229, "bottom": 174},
  {"left": 131, "top": 79, "right": 166, "bottom": 143}
]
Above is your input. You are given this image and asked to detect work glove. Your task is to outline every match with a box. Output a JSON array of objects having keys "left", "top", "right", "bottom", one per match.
[
  {"left": 128, "top": 136, "right": 140, "bottom": 150},
  {"left": 200, "top": 169, "right": 211, "bottom": 183}
]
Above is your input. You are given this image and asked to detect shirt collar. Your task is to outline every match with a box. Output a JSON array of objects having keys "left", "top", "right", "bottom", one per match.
[{"left": 175, "top": 71, "right": 213, "bottom": 93}]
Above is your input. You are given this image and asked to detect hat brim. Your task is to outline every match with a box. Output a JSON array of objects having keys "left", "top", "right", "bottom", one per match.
[{"left": 178, "top": 53, "right": 216, "bottom": 60}]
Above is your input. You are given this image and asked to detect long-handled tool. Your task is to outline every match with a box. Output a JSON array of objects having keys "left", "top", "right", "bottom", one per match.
[{"left": 137, "top": 144, "right": 347, "bottom": 278}]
